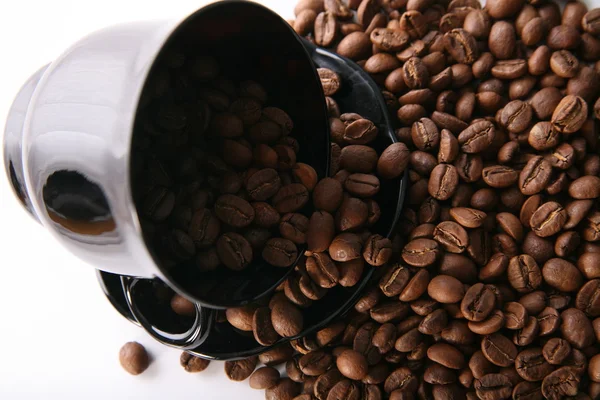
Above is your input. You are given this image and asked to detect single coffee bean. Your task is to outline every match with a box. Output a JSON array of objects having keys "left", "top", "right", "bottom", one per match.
[
  {"left": 142, "top": 186, "right": 175, "bottom": 222},
  {"left": 326, "top": 380, "right": 360, "bottom": 400},
  {"left": 170, "top": 294, "right": 195, "bottom": 316},
  {"left": 329, "top": 233, "right": 363, "bottom": 262},
  {"left": 491, "top": 59, "right": 528, "bottom": 79},
  {"left": 475, "top": 373, "right": 513, "bottom": 400},
  {"left": 513, "top": 315, "right": 540, "bottom": 346},
  {"left": 307, "top": 211, "right": 335, "bottom": 253},
  {"left": 402, "top": 238, "right": 440, "bottom": 267},
  {"left": 370, "top": 28, "right": 410, "bottom": 52},
  {"left": 263, "top": 238, "right": 298, "bottom": 268},
  {"left": 412, "top": 117, "right": 440, "bottom": 151},
  {"left": 377, "top": 142, "right": 410, "bottom": 180},
  {"left": 336, "top": 197, "right": 368, "bottom": 232},
  {"left": 119, "top": 342, "right": 150, "bottom": 375},
  {"left": 363, "top": 234, "right": 392, "bottom": 266},
  {"left": 344, "top": 173, "right": 380, "bottom": 198},
  {"left": 306, "top": 253, "right": 339, "bottom": 289},
  {"left": 500, "top": 100, "right": 533, "bottom": 133},
  {"left": 433, "top": 221, "right": 469, "bottom": 253},
  {"left": 450, "top": 207, "right": 486, "bottom": 228},
  {"left": 344, "top": 119, "right": 378, "bottom": 145},
  {"left": 576, "top": 279, "right": 600, "bottom": 317},
  {"left": 250, "top": 366, "right": 280, "bottom": 389},
  {"left": 461, "top": 283, "right": 496, "bottom": 322},
  {"left": 518, "top": 156, "right": 553, "bottom": 196},
  {"left": 313, "top": 369, "right": 343, "bottom": 400},
  {"left": 538, "top": 307, "right": 561, "bottom": 337},
  {"left": 541, "top": 366, "right": 581, "bottom": 400},
  {"left": 180, "top": 352, "right": 210, "bottom": 373},
  {"left": 427, "top": 343, "right": 466, "bottom": 369},
  {"left": 214, "top": 194, "right": 255, "bottom": 228},
  {"left": 444, "top": 28, "right": 479, "bottom": 64},
  {"left": 481, "top": 333, "right": 518, "bottom": 369},
  {"left": 266, "top": 378, "right": 300, "bottom": 400},
  {"left": 551, "top": 95, "right": 588, "bottom": 134},
  {"left": 340, "top": 145, "right": 378, "bottom": 173},
  {"left": 438, "top": 129, "right": 459, "bottom": 163},
  {"left": 458, "top": 120, "right": 496, "bottom": 154},
  {"left": 188, "top": 208, "right": 220, "bottom": 247},
  {"left": 317, "top": 67, "right": 341, "bottom": 95},
  {"left": 550, "top": 50, "right": 580, "bottom": 78},
  {"left": 429, "top": 164, "right": 459, "bottom": 201},
  {"left": 529, "top": 202, "right": 567, "bottom": 238},
  {"left": 504, "top": 302, "right": 528, "bottom": 331},
  {"left": 336, "top": 350, "right": 368, "bottom": 380},
  {"left": 299, "top": 351, "right": 334, "bottom": 377},
  {"left": 253, "top": 307, "right": 280, "bottom": 346},
  {"left": 279, "top": 213, "right": 308, "bottom": 244},
  {"left": 543, "top": 338, "right": 571, "bottom": 366},
  {"left": 482, "top": 165, "right": 519, "bottom": 188},
  {"left": 428, "top": 275, "right": 465, "bottom": 304},
  {"left": 530, "top": 87, "right": 562, "bottom": 120},
  {"left": 507, "top": 254, "right": 542, "bottom": 294},
  {"left": 217, "top": 232, "right": 253, "bottom": 271},
  {"left": 313, "top": 177, "right": 343, "bottom": 212},
  {"left": 560, "top": 308, "right": 595, "bottom": 349},
  {"left": 225, "top": 357, "right": 258, "bottom": 381},
  {"left": 569, "top": 176, "right": 600, "bottom": 199},
  {"left": 271, "top": 300, "right": 304, "bottom": 338},
  {"left": 542, "top": 258, "right": 583, "bottom": 292},
  {"left": 273, "top": 184, "right": 309, "bottom": 213},
  {"left": 384, "top": 367, "right": 419, "bottom": 394},
  {"left": 403, "top": 57, "right": 429, "bottom": 89}
]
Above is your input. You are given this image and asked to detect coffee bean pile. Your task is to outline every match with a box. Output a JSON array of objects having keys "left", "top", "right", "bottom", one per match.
[
  {"left": 121, "top": 0, "right": 600, "bottom": 399},
  {"left": 132, "top": 57, "right": 311, "bottom": 273},
  {"left": 222, "top": 68, "right": 409, "bottom": 346}
]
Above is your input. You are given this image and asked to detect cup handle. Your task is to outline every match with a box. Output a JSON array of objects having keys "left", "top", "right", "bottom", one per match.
[{"left": 121, "top": 277, "right": 213, "bottom": 350}]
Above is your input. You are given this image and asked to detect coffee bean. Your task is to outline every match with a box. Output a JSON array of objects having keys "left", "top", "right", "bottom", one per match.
[
  {"left": 507, "top": 254, "right": 541, "bottom": 294},
  {"left": 428, "top": 275, "right": 465, "bottom": 304},
  {"left": 376, "top": 143, "right": 410, "bottom": 180},
  {"left": 551, "top": 95, "right": 588, "bottom": 134},
  {"left": 363, "top": 234, "right": 392, "bottom": 266},
  {"left": 481, "top": 333, "right": 518, "bottom": 367},
  {"left": 429, "top": 164, "right": 459, "bottom": 201},
  {"left": 336, "top": 350, "right": 368, "bottom": 380},
  {"left": 475, "top": 373, "right": 513, "bottom": 400},
  {"left": 273, "top": 184, "right": 309, "bottom": 213},
  {"left": 266, "top": 378, "right": 300, "bottom": 400},
  {"left": 313, "top": 369, "right": 343, "bottom": 400},
  {"left": 250, "top": 366, "right": 280, "bottom": 389},
  {"left": 427, "top": 343, "right": 466, "bottom": 370},
  {"left": 412, "top": 117, "right": 440, "bottom": 151},
  {"left": 119, "top": 342, "right": 150, "bottom": 375},
  {"left": 307, "top": 211, "right": 336, "bottom": 253},
  {"left": 529, "top": 202, "right": 567, "bottom": 238},
  {"left": 262, "top": 238, "right": 298, "bottom": 268},
  {"left": 542, "top": 338, "right": 571, "bottom": 366},
  {"left": 576, "top": 279, "right": 600, "bottom": 317},
  {"left": 560, "top": 308, "right": 595, "bottom": 349},
  {"left": 188, "top": 208, "right": 220, "bottom": 247},
  {"left": 170, "top": 294, "right": 195, "bottom": 316},
  {"left": 253, "top": 307, "right": 280, "bottom": 346},
  {"left": 542, "top": 258, "right": 582, "bottom": 293},
  {"left": 313, "top": 178, "right": 343, "bottom": 213},
  {"left": 541, "top": 366, "right": 581, "bottom": 400},
  {"left": 402, "top": 238, "right": 440, "bottom": 267},
  {"left": 433, "top": 221, "right": 469, "bottom": 253},
  {"left": 329, "top": 233, "right": 363, "bottom": 262},
  {"left": 225, "top": 357, "right": 258, "bottom": 381},
  {"left": 217, "top": 232, "right": 253, "bottom": 271},
  {"left": 460, "top": 283, "right": 496, "bottom": 322},
  {"left": 444, "top": 28, "right": 478, "bottom": 64},
  {"left": 344, "top": 174, "right": 380, "bottom": 198},
  {"left": 279, "top": 213, "right": 308, "bottom": 244},
  {"left": 370, "top": 28, "right": 410, "bottom": 52},
  {"left": 458, "top": 120, "right": 496, "bottom": 154},
  {"left": 468, "top": 310, "right": 505, "bottom": 335},
  {"left": 180, "top": 352, "right": 210, "bottom": 373},
  {"left": 384, "top": 367, "right": 419, "bottom": 394},
  {"left": 271, "top": 300, "right": 303, "bottom": 338},
  {"left": 326, "top": 379, "right": 360, "bottom": 400},
  {"left": 344, "top": 119, "right": 378, "bottom": 145},
  {"left": 569, "top": 176, "right": 600, "bottom": 199}
]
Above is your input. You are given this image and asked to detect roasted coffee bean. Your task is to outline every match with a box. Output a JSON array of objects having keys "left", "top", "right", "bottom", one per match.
[
  {"left": 402, "top": 238, "right": 440, "bottom": 267},
  {"left": 541, "top": 366, "right": 581, "bottom": 400},
  {"left": 482, "top": 165, "right": 519, "bottom": 188},
  {"left": 263, "top": 238, "right": 298, "bottom": 268},
  {"left": 412, "top": 117, "right": 440, "bottom": 151},
  {"left": 475, "top": 374, "right": 513, "bottom": 400},
  {"left": 344, "top": 119, "right": 378, "bottom": 145},
  {"left": 450, "top": 207, "right": 486, "bottom": 228},
  {"left": 271, "top": 300, "right": 304, "bottom": 338},
  {"left": 429, "top": 164, "right": 459, "bottom": 201},
  {"left": 560, "top": 308, "right": 595, "bottom": 349},
  {"left": 225, "top": 357, "right": 258, "bottom": 381},
  {"left": 481, "top": 333, "right": 518, "bottom": 367},
  {"left": 576, "top": 279, "right": 600, "bottom": 317},
  {"left": 569, "top": 176, "right": 600, "bottom": 199},
  {"left": 444, "top": 28, "right": 478, "bottom": 65},
  {"left": 507, "top": 255, "right": 542, "bottom": 294},
  {"left": 217, "top": 232, "right": 253, "bottom": 271},
  {"left": 428, "top": 275, "right": 465, "bottom": 304},
  {"left": 377, "top": 143, "right": 410, "bottom": 180},
  {"left": 458, "top": 120, "right": 495, "bottom": 154},
  {"left": 307, "top": 211, "right": 335, "bottom": 253},
  {"left": 500, "top": 100, "right": 533, "bottom": 133},
  {"left": 551, "top": 95, "right": 588, "bottom": 134},
  {"left": 513, "top": 316, "right": 540, "bottom": 346},
  {"left": 253, "top": 307, "right": 280, "bottom": 346},
  {"left": 344, "top": 174, "right": 380, "bottom": 198},
  {"left": 504, "top": 302, "right": 528, "bottom": 330},
  {"left": 363, "top": 234, "right": 392, "bottom": 266},
  {"left": 543, "top": 338, "right": 571, "bottom": 366},
  {"left": 542, "top": 258, "right": 583, "bottom": 292},
  {"left": 329, "top": 233, "right": 363, "bottom": 263},
  {"left": 529, "top": 202, "right": 567, "bottom": 238},
  {"left": 336, "top": 350, "right": 368, "bottom": 381},
  {"left": 279, "top": 213, "right": 308, "bottom": 244},
  {"left": 266, "top": 378, "right": 300, "bottom": 400},
  {"left": 384, "top": 367, "right": 419, "bottom": 394},
  {"left": 119, "top": 342, "right": 150, "bottom": 375},
  {"left": 469, "top": 310, "right": 505, "bottom": 335},
  {"left": 433, "top": 221, "right": 469, "bottom": 253},
  {"left": 461, "top": 283, "right": 496, "bottom": 322},
  {"left": 180, "top": 352, "right": 210, "bottom": 373}
]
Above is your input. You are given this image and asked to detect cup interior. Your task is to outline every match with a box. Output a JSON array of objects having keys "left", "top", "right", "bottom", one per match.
[{"left": 129, "top": 1, "right": 330, "bottom": 308}]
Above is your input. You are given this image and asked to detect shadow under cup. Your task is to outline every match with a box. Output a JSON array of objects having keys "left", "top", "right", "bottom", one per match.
[{"left": 130, "top": 1, "right": 330, "bottom": 308}]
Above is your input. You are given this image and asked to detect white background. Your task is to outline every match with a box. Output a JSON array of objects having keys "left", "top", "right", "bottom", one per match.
[{"left": 0, "top": 1, "right": 293, "bottom": 399}]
